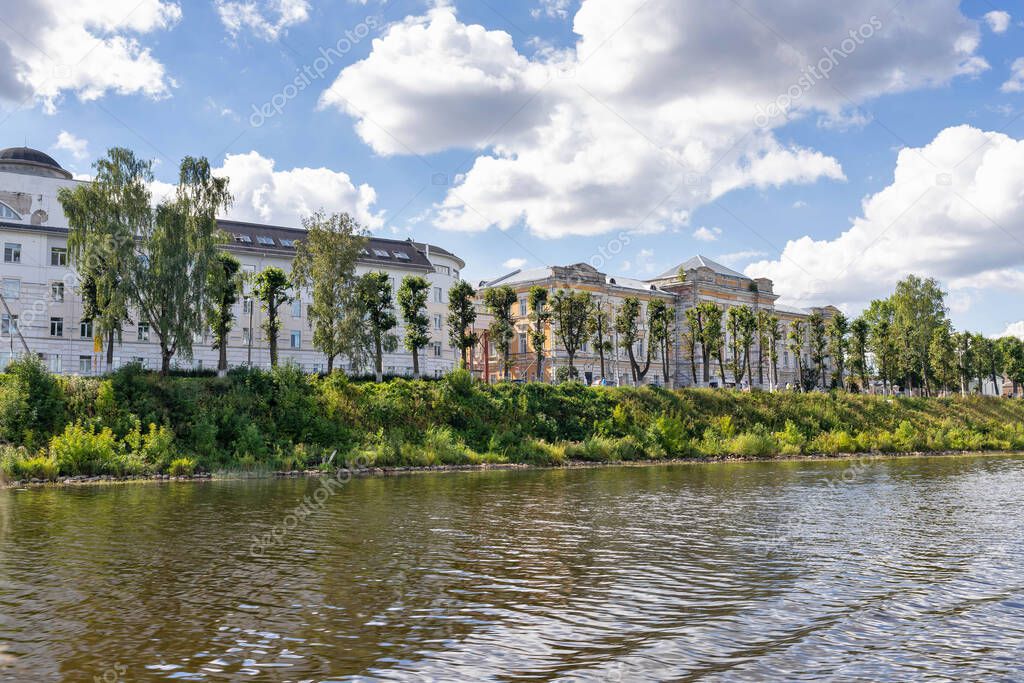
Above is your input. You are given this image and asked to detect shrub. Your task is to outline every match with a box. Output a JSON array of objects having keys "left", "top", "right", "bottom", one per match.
[
  {"left": 648, "top": 415, "right": 695, "bottom": 456},
  {"left": 0, "top": 447, "right": 58, "bottom": 481},
  {"left": 728, "top": 427, "right": 779, "bottom": 457},
  {"left": 565, "top": 436, "right": 616, "bottom": 462},
  {"left": 49, "top": 423, "right": 121, "bottom": 476},
  {"left": 610, "top": 435, "right": 647, "bottom": 461},
  {"left": 168, "top": 457, "right": 197, "bottom": 476},
  {"left": 3, "top": 357, "right": 64, "bottom": 447}
]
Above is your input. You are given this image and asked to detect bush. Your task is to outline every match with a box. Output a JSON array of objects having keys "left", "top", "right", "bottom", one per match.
[
  {"left": 49, "top": 423, "right": 121, "bottom": 476},
  {"left": 0, "top": 447, "right": 58, "bottom": 481},
  {"left": 168, "top": 457, "right": 197, "bottom": 476},
  {"left": 728, "top": 427, "right": 779, "bottom": 457}
]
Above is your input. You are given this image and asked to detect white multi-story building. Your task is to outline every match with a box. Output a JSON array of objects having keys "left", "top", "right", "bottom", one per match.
[{"left": 0, "top": 146, "right": 465, "bottom": 376}]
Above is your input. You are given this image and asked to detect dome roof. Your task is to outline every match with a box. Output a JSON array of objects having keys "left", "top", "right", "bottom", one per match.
[{"left": 0, "top": 146, "right": 72, "bottom": 179}]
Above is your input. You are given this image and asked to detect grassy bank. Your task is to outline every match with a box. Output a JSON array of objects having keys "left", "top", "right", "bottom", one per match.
[{"left": 3, "top": 359, "right": 1024, "bottom": 482}]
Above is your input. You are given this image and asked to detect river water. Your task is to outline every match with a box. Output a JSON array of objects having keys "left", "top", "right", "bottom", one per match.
[{"left": 1, "top": 455, "right": 1023, "bottom": 681}]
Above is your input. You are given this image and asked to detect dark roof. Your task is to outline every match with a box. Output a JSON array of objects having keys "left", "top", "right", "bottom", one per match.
[
  {"left": 0, "top": 147, "right": 64, "bottom": 169},
  {"left": 215, "top": 220, "right": 437, "bottom": 271}
]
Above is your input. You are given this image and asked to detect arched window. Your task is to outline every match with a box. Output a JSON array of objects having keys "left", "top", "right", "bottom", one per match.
[{"left": 0, "top": 202, "right": 21, "bottom": 221}]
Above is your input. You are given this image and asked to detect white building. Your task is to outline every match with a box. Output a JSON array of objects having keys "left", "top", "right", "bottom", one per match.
[{"left": 0, "top": 146, "right": 465, "bottom": 376}]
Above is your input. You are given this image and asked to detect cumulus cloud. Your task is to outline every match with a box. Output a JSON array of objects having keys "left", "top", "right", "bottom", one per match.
[
  {"left": 996, "top": 321, "right": 1024, "bottom": 339},
  {"left": 215, "top": 151, "right": 382, "bottom": 228},
  {"left": 52, "top": 130, "right": 88, "bottom": 160},
  {"left": 984, "top": 10, "right": 1011, "bottom": 33},
  {"left": 322, "top": 1, "right": 985, "bottom": 239},
  {"left": 692, "top": 226, "right": 721, "bottom": 242},
  {"left": 215, "top": 0, "right": 310, "bottom": 40},
  {"left": 1002, "top": 58, "right": 1024, "bottom": 93},
  {"left": 0, "top": 0, "right": 180, "bottom": 112},
  {"left": 532, "top": 0, "right": 573, "bottom": 20},
  {"left": 745, "top": 125, "right": 1024, "bottom": 310},
  {"left": 502, "top": 257, "right": 527, "bottom": 269}
]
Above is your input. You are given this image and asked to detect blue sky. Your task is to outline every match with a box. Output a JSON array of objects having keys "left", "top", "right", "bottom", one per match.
[{"left": 2, "top": 0, "right": 1024, "bottom": 336}]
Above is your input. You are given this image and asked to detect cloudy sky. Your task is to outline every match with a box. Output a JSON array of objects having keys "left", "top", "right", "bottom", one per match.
[{"left": 2, "top": 0, "right": 1024, "bottom": 335}]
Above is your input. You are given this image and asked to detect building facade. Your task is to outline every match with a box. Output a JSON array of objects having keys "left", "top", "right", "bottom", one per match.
[
  {"left": 475, "top": 256, "right": 839, "bottom": 388},
  {"left": 0, "top": 146, "right": 465, "bottom": 376}
]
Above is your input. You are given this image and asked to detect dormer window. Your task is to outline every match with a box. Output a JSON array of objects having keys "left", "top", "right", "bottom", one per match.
[
  {"left": 372, "top": 248, "right": 390, "bottom": 258},
  {"left": 0, "top": 201, "right": 20, "bottom": 221},
  {"left": 233, "top": 233, "right": 252, "bottom": 244},
  {"left": 256, "top": 236, "right": 275, "bottom": 246}
]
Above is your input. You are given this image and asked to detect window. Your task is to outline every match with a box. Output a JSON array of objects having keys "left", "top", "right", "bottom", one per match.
[
  {"left": 290, "top": 330, "right": 301, "bottom": 349},
  {"left": 291, "top": 300, "right": 302, "bottom": 318},
  {"left": 2, "top": 278, "right": 20, "bottom": 299},
  {"left": 394, "top": 251, "right": 411, "bottom": 260},
  {"left": 435, "top": 264, "right": 450, "bottom": 275},
  {"left": 47, "top": 354, "right": 61, "bottom": 373},
  {"left": 434, "top": 287, "right": 443, "bottom": 303},
  {"left": 133, "top": 357, "right": 147, "bottom": 368},
  {"left": 138, "top": 323, "right": 149, "bottom": 341},
  {"left": 50, "top": 247, "right": 67, "bottom": 266},
  {"left": 233, "top": 233, "right": 252, "bottom": 243},
  {"left": 51, "top": 281, "right": 64, "bottom": 301},
  {"left": 243, "top": 297, "right": 253, "bottom": 314},
  {"left": 80, "top": 320, "right": 93, "bottom": 338},
  {"left": 433, "top": 342, "right": 442, "bottom": 357},
  {"left": 50, "top": 317, "right": 63, "bottom": 337},
  {"left": 454, "top": 270, "right": 460, "bottom": 280},
  {"left": 0, "top": 353, "right": 9, "bottom": 368},
  {"left": 79, "top": 355, "right": 92, "bottom": 373},
  {"left": 1, "top": 314, "right": 17, "bottom": 335},
  {"left": 519, "top": 332, "right": 527, "bottom": 354},
  {"left": 3, "top": 242, "right": 21, "bottom": 263},
  {"left": 242, "top": 328, "right": 251, "bottom": 344},
  {"left": 0, "top": 201, "right": 20, "bottom": 220},
  {"left": 519, "top": 298, "right": 527, "bottom": 316},
  {"left": 372, "top": 248, "right": 390, "bottom": 258},
  {"left": 256, "top": 236, "right": 275, "bottom": 246},
  {"left": 279, "top": 238, "right": 295, "bottom": 248},
  {"left": 434, "top": 314, "right": 443, "bottom": 331}
]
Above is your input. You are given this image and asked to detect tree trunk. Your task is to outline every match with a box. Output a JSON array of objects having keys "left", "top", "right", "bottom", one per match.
[
  {"left": 327, "top": 354, "right": 335, "bottom": 374},
  {"left": 412, "top": 348, "right": 420, "bottom": 379},
  {"left": 161, "top": 347, "right": 171, "bottom": 376},
  {"left": 218, "top": 331, "right": 228, "bottom": 374},
  {"left": 374, "top": 335, "right": 383, "bottom": 383},
  {"left": 106, "top": 328, "right": 115, "bottom": 371}
]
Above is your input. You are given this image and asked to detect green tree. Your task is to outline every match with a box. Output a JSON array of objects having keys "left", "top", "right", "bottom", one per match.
[
  {"left": 807, "top": 311, "right": 828, "bottom": 390},
  {"left": 397, "top": 275, "right": 431, "bottom": 379},
  {"left": 972, "top": 334, "right": 1001, "bottom": 395},
  {"left": 727, "top": 305, "right": 756, "bottom": 387},
  {"left": 588, "top": 300, "right": 614, "bottom": 382},
  {"left": 788, "top": 320, "right": 812, "bottom": 391},
  {"left": 864, "top": 299, "right": 898, "bottom": 393},
  {"left": 929, "top": 324, "right": 957, "bottom": 395},
  {"left": 848, "top": 317, "right": 870, "bottom": 393},
  {"left": 483, "top": 285, "right": 517, "bottom": 380},
  {"left": 891, "top": 275, "right": 948, "bottom": 395},
  {"left": 615, "top": 297, "right": 652, "bottom": 384},
  {"left": 953, "top": 331, "right": 975, "bottom": 395},
  {"left": 206, "top": 252, "right": 242, "bottom": 374},
  {"left": 648, "top": 299, "right": 674, "bottom": 386},
  {"left": 132, "top": 157, "right": 232, "bottom": 374},
  {"left": 290, "top": 211, "right": 368, "bottom": 373},
  {"left": 58, "top": 148, "right": 150, "bottom": 370},
  {"left": 700, "top": 303, "right": 727, "bottom": 386},
  {"left": 447, "top": 280, "right": 478, "bottom": 369},
  {"left": 252, "top": 267, "right": 292, "bottom": 368},
  {"left": 551, "top": 289, "right": 594, "bottom": 381},
  {"left": 356, "top": 272, "right": 399, "bottom": 383},
  {"left": 827, "top": 311, "right": 849, "bottom": 389},
  {"left": 999, "top": 337, "right": 1024, "bottom": 397},
  {"left": 527, "top": 286, "right": 550, "bottom": 382},
  {"left": 683, "top": 308, "right": 701, "bottom": 385}
]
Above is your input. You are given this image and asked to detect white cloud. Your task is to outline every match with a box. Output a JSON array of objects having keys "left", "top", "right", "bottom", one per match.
[
  {"left": 1002, "top": 58, "right": 1024, "bottom": 93},
  {"left": 792, "top": 200, "right": 807, "bottom": 209},
  {"left": 502, "top": 257, "right": 527, "bottom": 269},
  {"left": 52, "top": 130, "right": 88, "bottom": 160},
  {"left": 692, "top": 226, "right": 721, "bottom": 242},
  {"left": 996, "top": 321, "right": 1024, "bottom": 339},
  {"left": 160, "top": 151, "right": 383, "bottom": 228},
  {"left": 532, "top": 0, "right": 572, "bottom": 20},
  {"left": 216, "top": 0, "right": 310, "bottom": 40},
  {"left": 746, "top": 125, "right": 1024, "bottom": 310},
  {"left": 323, "top": 1, "right": 985, "bottom": 239},
  {"left": 0, "top": 0, "right": 181, "bottom": 112},
  {"left": 984, "top": 10, "right": 1011, "bottom": 33}
]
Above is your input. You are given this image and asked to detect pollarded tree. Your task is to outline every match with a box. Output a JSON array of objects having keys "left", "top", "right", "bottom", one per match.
[
  {"left": 588, "top": 300, "right": 614, "bottom": 382},
  {"left": 648, "top": 299, "right": 674, "bottom": 386},
  {"left": 528, "top": 286, "right": 550, "bottom": 382},
  {"left": 58, "top": 147, "right": 151, "bottom": 370},
  {"left": 551, "top": 289, "right": 594, "bottom": 381},
  {"left": 683, "top": 308, "right": 701, "bottom": 385},
  {"left": 290, "top": 211, "right": 368, "bottom": 373},
  {"left": 849, "top": 317, "right": 870, "bottom": 393},
  {"left": 807, "top": 311, "right": 828, "bottom": 390},
  {"left": 356, "top": 272, "right": 399, "bottom": 383},
  {"left": 448, "top": 280, "right": 478, "bottom": 369},
  {"left": 755, "top": 309, "right": 774, "bottom": 387},
  {"left": 132, "top": 156, "right": 232, "bottom": 374},
  {"left": 397, "top": 275, "right": 431, "bottom": 379},
  {"left": 698, "top": 302, "right": 726, "bottom": 387},
  {"left": 483, "top": 285, "right": 517, "bottom": 380},
  {"left": 252, "top": 267, "right": 292, "bottom": 368},
  {"left": 206, "top": 252, "right": 242, "bottom": 375},
  {"left": 788, "top": 320, "right": 810, "bottom": 391},
  {"left": 827, "top": 311, "right": 849, "bottom": 390},
  {"left": 616, "top": 297, "right": 652, "bottom": 384},
  {"left": 727, "top": 305, "right": 756, "bottom": 387}
]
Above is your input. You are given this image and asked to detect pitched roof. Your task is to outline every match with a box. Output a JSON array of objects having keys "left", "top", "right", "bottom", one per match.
[{"left": 655, "top": 255, "right": 749, "bottom": 280}]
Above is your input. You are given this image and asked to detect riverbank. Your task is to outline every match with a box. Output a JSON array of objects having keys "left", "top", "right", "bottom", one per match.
[
  {"left": 4, "top": 449, "right": 1019, "bottom": 490},
  {"left": 4, "top": 359, "right": 1024, "bottom": 482}
]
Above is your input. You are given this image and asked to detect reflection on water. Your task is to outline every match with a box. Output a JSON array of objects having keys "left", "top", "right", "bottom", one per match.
[{"left": 1, "top": 456, "right": 1023, "bottom": 681}]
